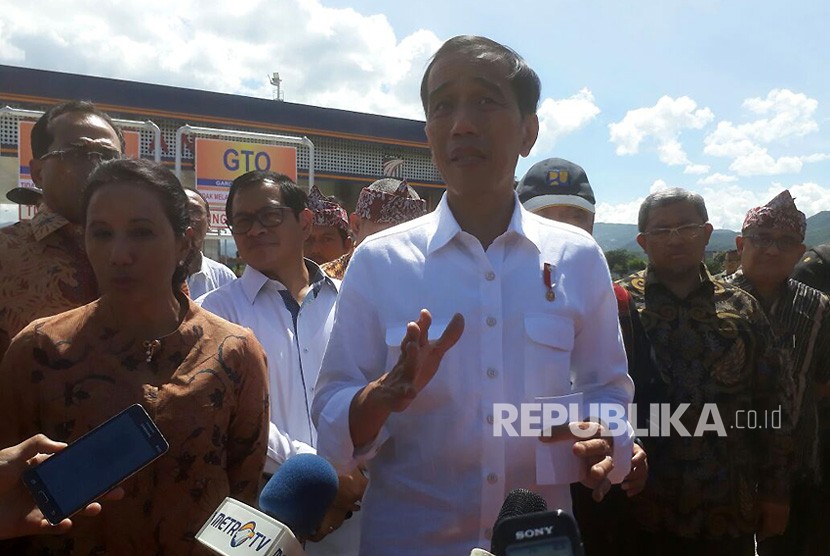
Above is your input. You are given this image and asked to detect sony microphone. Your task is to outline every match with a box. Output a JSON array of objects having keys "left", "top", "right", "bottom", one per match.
[
  {"left": 196, "top": 454, "right": 339, "bottom": 556},
  {"left": 489, "top": 488, "right": 583, "bottom": 556}
]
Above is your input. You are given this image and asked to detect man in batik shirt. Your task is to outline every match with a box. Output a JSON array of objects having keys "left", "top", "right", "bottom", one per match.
[
  {"left": 619, "top": 187, "right": 794, "bottom": 556},
  {"left": 0, "top": 101, "right": 123, "bottom": 356},
  {"left": 726, "top": 191, "right": 830, "bottom": 555},
  {"left": 322, "top": 178, "right": 426, "bottom": 280}
]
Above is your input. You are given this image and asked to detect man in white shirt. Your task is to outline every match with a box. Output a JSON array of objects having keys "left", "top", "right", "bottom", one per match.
[
  {"left": 312, "top": 35, "right": 635, "bottom": 555},
  {"left": 184, "top": 188, "right": 236, "bottom": 299},
  {"left": 197, "top": 170, "right": 362, "bottom": 555}
]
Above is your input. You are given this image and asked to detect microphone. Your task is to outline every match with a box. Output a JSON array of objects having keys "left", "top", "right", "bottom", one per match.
[
  {"left": 259, "top": 453, "right": 340, "bottom": 539},
  {"left": 195, "top": 454, "right": 339, "bottom": 556},
  {"left": 489, "top": 488, "right": 584, "bottom": 556}
]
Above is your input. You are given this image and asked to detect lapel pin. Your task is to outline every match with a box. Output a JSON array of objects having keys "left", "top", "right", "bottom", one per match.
[{"left": 543, "top": 262, "right": 555, "bottom": 302}]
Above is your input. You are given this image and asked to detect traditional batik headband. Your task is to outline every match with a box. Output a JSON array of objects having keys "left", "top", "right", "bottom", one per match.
[
  {"left": 742, "top": 190, "right": 806, "bottom": 239},
  {"left": 308, "top": 185, "right": 349, "bottom": 232},
  {"left": 354, "top": 180, "right": 427, "bottom": 225}
]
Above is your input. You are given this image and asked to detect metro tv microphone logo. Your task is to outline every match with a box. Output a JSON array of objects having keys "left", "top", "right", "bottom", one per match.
[{"left": 209, "top": 512, "right": 274, "bottom": 552}]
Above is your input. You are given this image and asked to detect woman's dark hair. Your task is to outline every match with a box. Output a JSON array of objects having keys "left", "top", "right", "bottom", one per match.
[
  {"left": 82, "top": 158, "right": 192, "bottom": 290},
  {"left": 226, "top": 170, "right": 308, "bottom": 223}
]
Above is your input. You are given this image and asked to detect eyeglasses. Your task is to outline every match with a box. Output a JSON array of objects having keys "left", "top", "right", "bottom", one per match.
[
  {"left": 39, "top": 147, "right": 122, "bottom": 163},
  {"left": 744, "top": 234, "right": 803, "bottom": 251},
  {"left": 229, "top": 206, "right": 292, "bottom": 234},
  {"left": 643, "top": 223, "right": 705, "bottom": 240}
]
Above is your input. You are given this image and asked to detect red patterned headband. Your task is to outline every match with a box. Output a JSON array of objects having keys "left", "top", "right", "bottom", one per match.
[
  {"left": 308, "top": 185, "right": 349, "bottom": 232},
  {"left": 354, "top": 180, "right": 427, "bottom": 225},
  {"left": 742, "top": 190, "right": 806, "bottom": 239}
]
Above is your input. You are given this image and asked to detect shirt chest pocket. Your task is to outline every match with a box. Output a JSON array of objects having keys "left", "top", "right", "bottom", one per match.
[{"left": 524, "top": 313, "right": 574, "bottom": 399}]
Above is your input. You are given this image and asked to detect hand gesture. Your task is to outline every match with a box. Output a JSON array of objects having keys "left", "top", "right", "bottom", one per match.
[{"left": 375, "top": 310, "right": 465, "bottom": 412}]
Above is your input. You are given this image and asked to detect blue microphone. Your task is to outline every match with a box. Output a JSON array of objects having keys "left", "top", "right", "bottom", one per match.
[{"left": 258, "top": 453, "right": 340, "bottom": 539}]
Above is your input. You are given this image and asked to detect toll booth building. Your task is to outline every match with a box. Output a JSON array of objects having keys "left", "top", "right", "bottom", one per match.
[{"left": 0, "top": 64, "right": 444, "bottom": 263}]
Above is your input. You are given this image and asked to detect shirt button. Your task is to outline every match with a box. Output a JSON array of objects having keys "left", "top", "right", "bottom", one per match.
[
  {"left": 486, "top": 316, "right": 497, "bottom": 327},
  {"left": 485, "top": 271, "right": 495, "bottom": 281},
  {"left": 487, "top": 473, "right": 498, "bottom": 484},
  {"left": 486, "top": 414, "right": 494, "bottom": 424},
  {"left": 487, "top": 368, "right": 497, "bottom": 378},
  {"left": 303, "top": 348, "right": 309, "bottom": 353}
]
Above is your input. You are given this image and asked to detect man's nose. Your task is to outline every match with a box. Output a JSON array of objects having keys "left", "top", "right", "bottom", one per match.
[{"left": 450, "top": 103, "right": 479, "bottom": 136}]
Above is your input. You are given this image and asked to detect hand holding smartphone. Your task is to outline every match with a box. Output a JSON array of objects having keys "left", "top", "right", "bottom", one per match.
[{"left": 22, "top": 404, "right": 169, "bottom": 526}]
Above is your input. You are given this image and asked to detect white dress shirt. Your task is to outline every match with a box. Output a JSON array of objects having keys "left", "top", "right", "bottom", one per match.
[
  {"left": 197, "top": 260, "right": 339, "bottom": 473},
  {"left": 186, "top": 254, "right": 237, "bottom": 300},
  {"left": 312, "top": 193, "right": 634, "bottom": 556}
]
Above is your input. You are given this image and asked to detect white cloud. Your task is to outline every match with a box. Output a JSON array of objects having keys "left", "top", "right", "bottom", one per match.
[
  {"left": 700, "top": 182, "right": 830, "bottom": 230},
  {"left": 597, "top": 181, "right": 830, "bottom": 230},
  {"left": 0, "top": 0, "right": 441, "bottom": 119},
  {"left": 697, "top": 173, "right": 738, "bottom": 185},
  {"left": 532, "top": 88, "right": 600, "bottom": 155},
  {"left": 595, "top": 198, "right": 645, "bottom": 225},
  {"left": 704, "top": 89, "right": 824, "bottom": 176},
  {"left": 649, "top": 179, "right": 670, "bottom": 193},
  {"left": 683, "top": 164, "right": 710, "bottom": 174},
  {"left": 608, "top": 95, "right": 714, "bottom": 166}
]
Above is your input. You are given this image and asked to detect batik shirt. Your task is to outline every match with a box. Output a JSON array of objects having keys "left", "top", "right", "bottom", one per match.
[
  {"left": 0, "top": 205, "right": 97, "bottom": 356},
  {"left": 619, "top": 265, "right": 794, "bottom": 539},
  {"left": 728, "top": 270, "right": 830, "bottom": 484},
  {"left": 321, "top": 250, "right": 352, "bottom": 281},
  {"left": 0, "top": 298, "right": 269, "bottom": 555}
]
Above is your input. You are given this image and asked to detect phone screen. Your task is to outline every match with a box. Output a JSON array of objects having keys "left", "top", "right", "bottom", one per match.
[{"left": 24, "top": 404, "right": 168, "bottom": 524}]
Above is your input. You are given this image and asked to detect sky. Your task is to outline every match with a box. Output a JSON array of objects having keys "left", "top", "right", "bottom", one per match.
[{"left": 1, "top": 0, "right": 828, "bottom": 230}]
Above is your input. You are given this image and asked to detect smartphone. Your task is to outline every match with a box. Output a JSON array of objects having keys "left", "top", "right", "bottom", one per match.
[{"left": 23, "top": 403, "right": 169, "bottom": 525}]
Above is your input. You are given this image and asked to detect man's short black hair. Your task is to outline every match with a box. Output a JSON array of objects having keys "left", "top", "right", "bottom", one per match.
[
  {"left": 420, "top": 35, "right": 541, "bottom": 117},
  {"left": 31, "top": 100, "right": 124, "bottom": 159},
  {"left": 226, "top": 170, "right": 308, "bottom": 224}
]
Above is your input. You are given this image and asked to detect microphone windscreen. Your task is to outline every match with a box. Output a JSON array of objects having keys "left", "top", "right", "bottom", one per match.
[
  {"left": 258, "top": 453, "right": 339, "bottom": 538},
  {"left": 491, "top": 489, "right": 548, "bottom": 553},
  {"left": 494, "top": 488, "right": 548, "bottom": 524}
]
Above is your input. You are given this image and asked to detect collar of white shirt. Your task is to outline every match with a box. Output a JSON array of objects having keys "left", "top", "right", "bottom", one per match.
[
  {"left": 238, "top": 258, "right": 339, "bottom": 305},
  {"left": 425, "top": 191, "right": 544, "bottom": 255}
]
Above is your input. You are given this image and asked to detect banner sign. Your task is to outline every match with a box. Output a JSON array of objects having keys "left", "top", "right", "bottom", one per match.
[{"left": 195, "top": 138, "right": 297, "bottom": 229}]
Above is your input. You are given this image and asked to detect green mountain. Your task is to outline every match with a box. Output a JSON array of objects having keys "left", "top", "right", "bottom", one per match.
[
  {"left": 805, "top": 211, "right": 830, "bottom": 247},
  {"left": 594, "top": 210, "right": 830, "bottom": 254}
]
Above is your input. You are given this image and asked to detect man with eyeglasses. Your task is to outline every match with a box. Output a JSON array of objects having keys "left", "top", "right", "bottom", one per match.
[
  {"left": 0, "top": 100, "right": 123, "bottom": 356},
  {"left": 183, "top": 188, "right": 236, "bottom": 299},
  {"left": 197, "top": 170, "right": 363, "bottom": 555},
  {"left": 618, "top": 187, "right": 794, "bottom": 555},
  {"left": 725, "top": 191, "right": 830, "bottom": 555}
]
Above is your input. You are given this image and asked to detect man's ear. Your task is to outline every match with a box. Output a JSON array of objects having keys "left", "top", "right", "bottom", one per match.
[
  {"left": 519, "top": 113, "right": 539, "bottom": 158},
  {"left": 702, "top": 223, "right": 714, "bottom": 246},
  {"left": 299, "top": 208, "right": 314, "bottom": 239},
  {"left": 735, "top": 235, "right": 744, "bottom": 254},
  {"left": 636, "top": 233, "right": 648, "bottom": 253},
  {"left": 179, "top": 227, "right": 196, "bottom": 261},
  {"left": 30, "top": 158, "right": 44, "bottom": 188},
  {"left": 349, "top": 213, "right": 361, "bottom": 237}
]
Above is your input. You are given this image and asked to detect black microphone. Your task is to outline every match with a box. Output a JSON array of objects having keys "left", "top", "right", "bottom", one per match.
[{"left": 489, "top": 488, "right": 583, "bottom": 556}]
